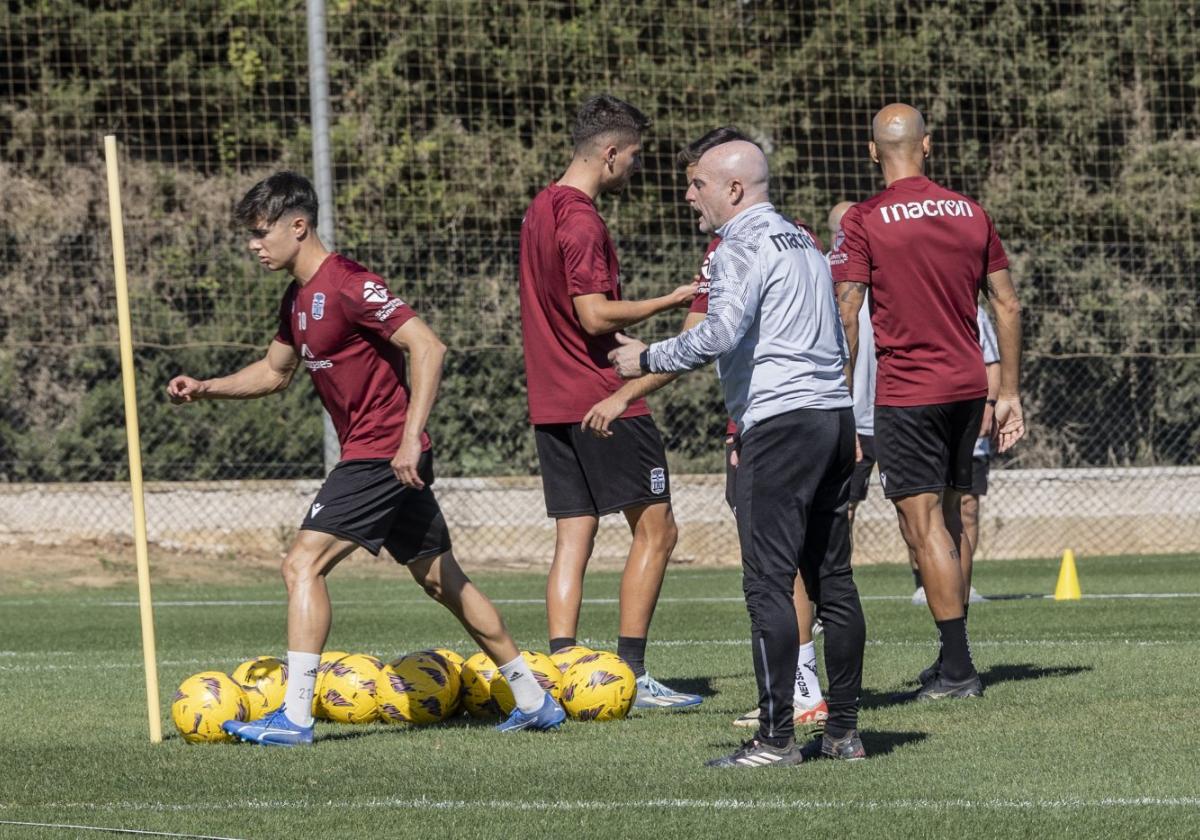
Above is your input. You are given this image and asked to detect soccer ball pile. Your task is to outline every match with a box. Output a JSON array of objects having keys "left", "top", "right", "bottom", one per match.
[{"left": 170, "top": 645, "right": 634, "bottom": 743}]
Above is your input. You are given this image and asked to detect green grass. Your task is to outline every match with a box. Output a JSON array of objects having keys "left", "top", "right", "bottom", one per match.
[{"left": 2, "top": 555, "right": 1199, "bottom": 839}]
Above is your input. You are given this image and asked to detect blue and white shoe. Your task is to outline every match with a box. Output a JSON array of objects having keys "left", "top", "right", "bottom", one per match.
[
  {"left": 222, "top": 705, "right": 313, "bottom": 747},
  {"left": 495, "top": 692, "right": 566, "bottom": 732},
  {"left": 634, "top": 673, "right": 703, "bottom": 709}
]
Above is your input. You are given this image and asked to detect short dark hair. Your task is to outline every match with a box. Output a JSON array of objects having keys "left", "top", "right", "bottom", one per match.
[
  {"left": 677, "top": 126, "right": 754, "bottom": 168},
  {"left": 571, "top": 94, "right": 650, "bottom": 152},
  {"left": 233, "top": 171, "right": 319, "bottom": 229}
]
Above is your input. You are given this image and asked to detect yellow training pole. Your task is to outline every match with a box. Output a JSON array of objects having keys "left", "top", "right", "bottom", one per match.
[{"left": 104, "top": 135, "right": 163, "bottom": 744}]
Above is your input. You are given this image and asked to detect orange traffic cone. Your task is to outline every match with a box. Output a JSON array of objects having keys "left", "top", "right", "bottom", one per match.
[{"left": 1054, "top": 549, "right": 1081, "bottom": 600}]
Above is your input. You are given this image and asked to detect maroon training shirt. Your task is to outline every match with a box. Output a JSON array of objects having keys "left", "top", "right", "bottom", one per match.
[
  {"left": 690, "top": 220, "right": 824, "bottom": 436},
  {"left": 518, "top": 183, "right": 651, "bottom": 425},
  {"left": 274, "top": 253, "right": 431, "bottom": 460},
  {"left": 830, "top": 175, "right": 1009, "bottom": 406}
]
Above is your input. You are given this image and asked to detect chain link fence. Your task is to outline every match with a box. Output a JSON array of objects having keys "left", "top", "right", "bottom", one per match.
[{"left": 2, "top": 1, "right": 1197, "bottom": 575}]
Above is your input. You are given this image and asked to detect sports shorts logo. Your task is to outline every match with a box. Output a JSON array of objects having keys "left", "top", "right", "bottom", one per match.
[
  {"left": 362, "top": 280, "right": 389, "bottom": 304},
  {"left": 650, "top": 467, "right": 666, "bottom": 495},
  {"left": 311, "top": 503, "right": 324, "bottom": 518},
  {"left": 312, "top": 293, "right": 325, "bottom": 320}
]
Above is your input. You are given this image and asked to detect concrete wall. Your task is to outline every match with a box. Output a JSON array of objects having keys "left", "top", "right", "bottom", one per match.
[{"left": 3, "top": 467, "right": 1198, "bottom": 566}]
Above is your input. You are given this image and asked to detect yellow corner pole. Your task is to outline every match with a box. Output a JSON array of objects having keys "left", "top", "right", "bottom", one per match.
[{"left": 104, "top": 135, "right": 163, "bottom": 744}]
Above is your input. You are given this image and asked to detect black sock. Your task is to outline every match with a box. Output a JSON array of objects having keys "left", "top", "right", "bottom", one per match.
[
  {"left": 912, "top": 568, "right": 923, "bottom": 589},
  {"left": 935, "top": 617, "right": 974, "bottom": 681},
  {"left": 616, "top": 636, "right": 647, "bottom": 678},
  {"left": 824, "top": 722, "right": 849, "bottom": 740},
  {"left": 549, "top": 637, "right": 576, "bottom": 654}
]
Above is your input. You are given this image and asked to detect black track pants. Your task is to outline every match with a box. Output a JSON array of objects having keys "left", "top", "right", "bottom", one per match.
[{"left": 734, "top": 406, "right": 866, "bottom": 743}]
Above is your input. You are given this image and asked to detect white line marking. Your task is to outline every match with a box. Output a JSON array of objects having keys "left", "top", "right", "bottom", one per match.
[
  {"left": 0, "top": 637, "right": 1195, "bottom": 674},
  {"left": 6, "top": 796, "right": 1199, "bottom": 814},
  {"left": 50, "top": 591, "right": 1200, "bottom": 608},
  {"left": 0, "top": 818, "right": 245, "bottom": 839}
]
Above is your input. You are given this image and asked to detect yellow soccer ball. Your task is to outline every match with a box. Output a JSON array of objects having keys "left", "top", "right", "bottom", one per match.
[
  {"left": 518, "top": 650, "right": 563, "bottom": 702},
  {"left": 377, "top": 652, "right": 456, "bottom": 725},
  {"left": 419, "top": 649, "right": 464, "bottom": 715},
  {"left": 230, "top": 656, "right": 287, "bottom": 721},
  {"left": 316, "top": 654, "right": 383, "bottom": 724},
  {"left": 560, "top": 652, "right": 636, "bottom": 722},
  {"left": 171, "top": 671, "right": 249, "bottom": 744},
  {"left": 312, "top": 650, "right": 349, "bottom": 719},
  {"left": 460, "top": 652, "right": 501, "bottom": 718},
  {"left": 549, "top": 645, "right": 593, "bottom": 677}
]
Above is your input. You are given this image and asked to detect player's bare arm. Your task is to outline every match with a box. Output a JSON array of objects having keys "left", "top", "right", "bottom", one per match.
[
  {"left": 582, "top": 311, "right": 705, "bottom": 438},
  {"left": 984, "top": 268, "right": 1025, "bottom": 451},
  {"left": 167, "top": 339, "right": 299, "bottom": 404},
  {"left": 572, "top": 282, "right": 698, "bottom": 337},
  {"left": 387, "top": 316, "right": 447, "bottom": 489},
  {"left": 835, "top": 281, "right": 867, "bottom": 393},
  {"left": 982, "top": 359, "right": 1000, "bottom": 441}
]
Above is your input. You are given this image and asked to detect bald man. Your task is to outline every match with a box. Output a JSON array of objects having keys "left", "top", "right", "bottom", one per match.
[
  {"left": 611, "top": 140, "right": 867, "bottom": 768},
  {"left": 831, "top": 103, "right": 1025, "bottom": 701},
  {"left": 584, "top": 126, "right": 832, "bottom": 734}
]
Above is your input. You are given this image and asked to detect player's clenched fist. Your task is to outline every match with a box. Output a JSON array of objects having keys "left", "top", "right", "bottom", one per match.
[
  {"left": 166, "top": 375, "right": 207, "bottom": 404},
  {"left": 669, "top": 281, "right": 701, "bottom": 308}
]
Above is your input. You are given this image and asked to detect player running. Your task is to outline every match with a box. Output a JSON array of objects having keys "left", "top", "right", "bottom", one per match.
[
  {"left": 583, "top": 126, "right": 830, "bottom": 732},
  {"left": 831, "top": 103, "right": 1025, "bottom": 700},
  {"left": 167, "top": 172, "right": 564, "bottom": 745},
  {"left": 611, "top": 140, "right": 867, "bottom": 768},
  {"left": 518, "top": 94, "right": 702, "bottom": 709}
]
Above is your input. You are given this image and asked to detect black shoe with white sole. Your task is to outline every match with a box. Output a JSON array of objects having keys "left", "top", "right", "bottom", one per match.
[
  {"left": 705, "top": 737, "right": 805, "bottom": 768},
  {"left": 915, "top": 671, "right": 983, "bottom": 700}
]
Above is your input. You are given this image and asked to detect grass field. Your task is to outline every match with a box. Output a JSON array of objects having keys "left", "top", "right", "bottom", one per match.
[{"left": 2, "top": 554, "right": 1199, "bottom": 839}]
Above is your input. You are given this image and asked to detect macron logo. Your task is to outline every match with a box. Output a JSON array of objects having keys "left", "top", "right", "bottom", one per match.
[
  {"left": 311, "top": 503, "right": 324, "bottom": 518},
  {"left": 880, "top": 199, "right": 974, "bottom": 224}
]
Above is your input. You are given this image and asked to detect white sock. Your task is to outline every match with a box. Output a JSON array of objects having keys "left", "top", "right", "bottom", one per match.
[
  {"left": 794, "top": 642, "right": 824, "bottom": 707},
  {"left": 283, "top": 650, "right": 320, "bottom": 727},
  {"left": 497, "top": 654, "right": 545, "bottom": 714}
]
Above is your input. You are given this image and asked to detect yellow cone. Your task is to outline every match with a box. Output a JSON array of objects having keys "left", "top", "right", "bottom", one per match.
[{"left": 1054, "top": 549, "right": 1081, "bottom": 600}]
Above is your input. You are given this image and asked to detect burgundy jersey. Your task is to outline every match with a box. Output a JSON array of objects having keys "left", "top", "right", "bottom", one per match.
[
  {"left": 830, "top": 176, "right": 1008, "bottom": 406},
  {"left": 518, "top": 183, "right": 651, "bottom": 425},
  {"left": 690, "top": 220, "right": 824, "bottom": 435},
  {"left": 274, "top": 254, "right": 431, "bottom": 460}
]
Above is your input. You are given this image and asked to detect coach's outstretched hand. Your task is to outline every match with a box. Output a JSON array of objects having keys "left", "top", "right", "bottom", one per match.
[
  {"left": 993, "top": 395, "right": 1026, "bottom": 453},
  {"left": 608, "top": 333, "right": 648, "bottom": 380},
  {"left": 167, "top": 375, "right": 207, "bottom": 404}
]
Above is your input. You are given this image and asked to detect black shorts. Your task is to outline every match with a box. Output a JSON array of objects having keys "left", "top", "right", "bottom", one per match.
[
  {"left": 967, "top": 455, "right": 990, "bottom": 497},
  {"left": 534, "top": 415, "right": 671, "bottom": 518},
  {"left": 849, "top": 433, "right": 877, "bottom": 502},
  {"left": 874, "top": 398, "right": 985, "bottom": 500},
  {"left": 299, "top": 452, "right": 452, "bottom": 564}
]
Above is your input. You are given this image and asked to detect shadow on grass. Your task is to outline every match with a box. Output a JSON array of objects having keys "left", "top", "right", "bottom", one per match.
[
  {"left": 862, "top": 662, "right": 1093, "bottom": 708},
  {"left": 657, "top": 675, "right": 719, "bottom": 698},
  {"left": 704, "top": 729, "right": 927, "bottom": 758},
  {"left": 859, "top": 729, "right": 928, "bottom": 757}
]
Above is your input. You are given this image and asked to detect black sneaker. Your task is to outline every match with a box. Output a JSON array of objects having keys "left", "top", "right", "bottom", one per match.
[
  {"left": 915, "top": 671, "right": 983, "bottom": 700},
  {"left": 801, "top": 729, "right": 867, "bottom": 761},
  {"left": 705, "top": 737, "right": 805, "bottom": 768},
  {"left": 917, "top": 657, "right": 941, "bottom": 686}
]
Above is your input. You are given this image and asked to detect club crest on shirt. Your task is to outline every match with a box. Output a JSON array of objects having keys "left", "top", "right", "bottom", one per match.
[
  {"left": 697, "top": 252, "right": 713, "bottom": 295},
  {"left": 311, "top": 292, "right": 326, "bottom": 320},
  {"left": 362, "top": 280, "right": 389, "bottom": 304},
  {"left": 650, "top": 467, "right": 666, "bottom": 495}
]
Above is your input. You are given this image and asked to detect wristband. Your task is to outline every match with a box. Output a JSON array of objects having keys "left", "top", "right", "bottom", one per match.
[
  {"left": 986, "top": 399, "right": 997, "bottom": 406},
  {"left": 638, "top": 349, "right": 650, "bottom": 373}
]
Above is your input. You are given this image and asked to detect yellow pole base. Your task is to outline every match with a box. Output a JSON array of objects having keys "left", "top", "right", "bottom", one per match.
[{"left": 1054, "top": 549, "right": 1082, "bottom": 600}]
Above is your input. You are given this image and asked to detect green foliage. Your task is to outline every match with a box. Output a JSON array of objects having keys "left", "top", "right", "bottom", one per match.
[{"left": 1, "top": 0, "right": 1197, "bottom": 479}]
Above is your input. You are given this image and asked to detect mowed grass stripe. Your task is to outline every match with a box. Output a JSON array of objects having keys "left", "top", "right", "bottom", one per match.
[{"left": 8, "top": 796, "right": 1200, "bottom": 813}]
